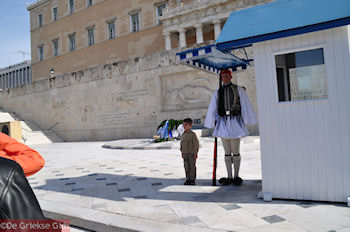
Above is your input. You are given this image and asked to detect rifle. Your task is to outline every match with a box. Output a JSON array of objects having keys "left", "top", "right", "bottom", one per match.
[{"left": 212, "top": 73, "right": 222, "bottom": 186}]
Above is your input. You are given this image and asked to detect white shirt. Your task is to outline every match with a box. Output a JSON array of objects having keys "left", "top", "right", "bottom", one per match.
[{"left": 204, "top": 85, "right": 257, "bottom": 139}]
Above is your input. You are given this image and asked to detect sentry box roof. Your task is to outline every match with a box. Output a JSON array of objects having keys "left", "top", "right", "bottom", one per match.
[{"left": 177, "top": 0, "right": 350, "bottom": 72}]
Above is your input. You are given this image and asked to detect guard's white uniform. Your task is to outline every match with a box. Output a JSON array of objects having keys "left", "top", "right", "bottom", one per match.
[
  {"left": 204, "top": 84, "right": 258, "bottom": 182},
  {"left": 204, "top": 86, "right": 257, "bottom": 138}
]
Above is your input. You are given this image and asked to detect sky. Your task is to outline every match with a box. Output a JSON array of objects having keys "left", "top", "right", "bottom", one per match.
[{"left": 0, "top": 0, "right": 34, "bottom": 69}]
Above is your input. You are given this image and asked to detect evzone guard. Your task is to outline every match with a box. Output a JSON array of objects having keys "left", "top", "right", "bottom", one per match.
[{"left": 204, "top": 69, "right": 257, "bottom": 186}]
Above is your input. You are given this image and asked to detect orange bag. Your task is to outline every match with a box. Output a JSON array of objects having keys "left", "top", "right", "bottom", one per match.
[{"left": 0, "top": 132, "right": 45, "bottom": 177}]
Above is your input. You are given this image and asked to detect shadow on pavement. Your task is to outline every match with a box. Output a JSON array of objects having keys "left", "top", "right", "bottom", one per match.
[{"left": 33, "top": 173, "right": 265, "bottom": 204}]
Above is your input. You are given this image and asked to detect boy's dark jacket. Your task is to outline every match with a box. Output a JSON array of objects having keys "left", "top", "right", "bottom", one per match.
[{"left": 0, "top": 157, "right": 45, "bottom": 219}]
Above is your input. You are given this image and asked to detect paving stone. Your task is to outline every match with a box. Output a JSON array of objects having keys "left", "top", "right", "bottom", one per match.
[
  {"left": 134, "top": 196, "right": 148, "bottom": 199},
  {"left": 221, "top": 203, "right": 241, "bottom": 210},
  {"left": 55, "top": 174, "right": 64, "bottom": 176},
  {"left": 151, "top": 182, "right": 162, "bottom": 186},
  {"left": 164, "top": 173, "right": 173, "bottom": 176},
  {"left": 298, "top": 202, "right": 315, "bottom": 208},
  {"left": 106, "top": 183, "right": 117, "bottom": 186},
  {"left": 262, "top": 215, "right": 286, "bottom": 224},
  {"left": 118, "top": 188, "right": 130, "bottom": 192},
  {"left": 181, "top": 216, "right": 203, "bottom": 225},
  {"left": 29, "top": 137, "right": 347, "bottom": 232},
  {"left": 92, "top": 203, "right": 107, "bottom": 209}
]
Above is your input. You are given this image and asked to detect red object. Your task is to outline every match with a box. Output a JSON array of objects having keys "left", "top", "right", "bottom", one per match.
[
  {"left": 212, "top": 137, "right": 217, "bottom": 186},
  {"left": 0, "top": 133, "right": 45, "bottom": 177},
  {"left": 220, "top": 69, "right": 232, "bottom": 76}
]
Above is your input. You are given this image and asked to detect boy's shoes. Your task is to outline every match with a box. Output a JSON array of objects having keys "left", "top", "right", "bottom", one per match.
[{"left": 184, "top": 180, "right": 196, "bottom": 185}]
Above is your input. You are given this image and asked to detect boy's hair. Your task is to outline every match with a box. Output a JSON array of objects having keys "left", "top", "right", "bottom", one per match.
[{"left": 183, "top": 118, "right": 193, "bottom": 124}]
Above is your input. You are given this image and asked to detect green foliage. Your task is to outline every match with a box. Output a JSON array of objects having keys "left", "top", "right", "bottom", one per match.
[{"left": 157, "top": 119, "right": 183, "bottom": 130}]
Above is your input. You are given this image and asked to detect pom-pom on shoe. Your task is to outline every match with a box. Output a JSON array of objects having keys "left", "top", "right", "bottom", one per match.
[{"left": 233, "top": 177, "right": 243, "bottom": 186}]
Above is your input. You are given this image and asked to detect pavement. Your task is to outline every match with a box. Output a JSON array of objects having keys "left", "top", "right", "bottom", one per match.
[{"left": 29, "top": 137, "right": 350, "bottom": 232}]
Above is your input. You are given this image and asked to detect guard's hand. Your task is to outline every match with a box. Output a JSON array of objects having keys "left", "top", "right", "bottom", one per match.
[
  {"left": 195, "top": 153, "right": 198, "bottom": 159},
  {"left": 182, "top": 153, "right": 184, "bottom": 158}
]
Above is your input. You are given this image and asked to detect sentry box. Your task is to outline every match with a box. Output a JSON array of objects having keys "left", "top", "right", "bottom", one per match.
[{"left": 177, "top": 0, "right": 350, "bottom": 203}]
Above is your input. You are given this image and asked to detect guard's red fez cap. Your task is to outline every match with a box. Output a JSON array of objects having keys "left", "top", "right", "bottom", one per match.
[{"left": 220, "top": 69, "right": 232, "bottom": 76}]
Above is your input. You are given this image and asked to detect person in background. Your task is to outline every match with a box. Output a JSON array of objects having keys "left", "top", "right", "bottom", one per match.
[
  {"left": 180, "top": 118, "right": 199, "bottom": 185},
  {"left": 0, "top": 132, "right": 45, "bottom": 176},
  {"left": 0, "top": 132, "right": 45, "bottom": 219}
]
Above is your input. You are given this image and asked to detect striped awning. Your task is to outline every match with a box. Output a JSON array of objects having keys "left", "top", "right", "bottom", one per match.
[{"left": 176, "top": 45, "right": 251, "bottom": 73}]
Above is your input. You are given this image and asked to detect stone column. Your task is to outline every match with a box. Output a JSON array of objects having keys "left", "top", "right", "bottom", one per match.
[
  {"left": 163, "top": 31, "right": 171, "bottom": 50},
  {"left": 213, "top": 20, "right": 221, "bottom": 39},
  {"left": 195, "top": 24, "right": 204, "bottom": 44},
  {"left": 179, "top": 28, "right": 186, "bottom": 48}
]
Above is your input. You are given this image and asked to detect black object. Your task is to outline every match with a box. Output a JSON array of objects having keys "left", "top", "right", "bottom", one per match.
[
  {"left": 218, "top": 82, "right": 241, "bottom": 117},
  {"left": 218, "top": 177, "right": 234, "bottom": 186},
  {"left": 0, "top": 157, "right": 45, "bottom": 219},
  {"left": 1, "top": 125, "right": 9, "bottom": 135}
]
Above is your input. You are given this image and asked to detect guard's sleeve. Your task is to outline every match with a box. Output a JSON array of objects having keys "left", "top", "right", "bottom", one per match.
[
  {"left": 204, "top": 91, "right": 218, "bottom": 129},
  {"left": 0, "top": 133, "right": 45, "bottom": 177},
  {"left": 238, "top": 87, "right": 258, "bottom": 125}
]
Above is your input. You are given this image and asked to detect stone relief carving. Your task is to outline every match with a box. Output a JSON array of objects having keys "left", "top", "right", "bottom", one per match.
[{"left": 161, "top": 74, "right": 216, "bottom": 112}]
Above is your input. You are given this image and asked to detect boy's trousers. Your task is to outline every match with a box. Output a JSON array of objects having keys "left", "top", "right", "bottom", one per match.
[{"left": 183, "top": 153, "right": 196, "bottom": 181}]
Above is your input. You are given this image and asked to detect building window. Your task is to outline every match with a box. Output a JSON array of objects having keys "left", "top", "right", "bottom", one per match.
[
  {"left": 275, "top": 48, "right": 327, "bottom": 102},
  {"left": 52, "top": 7, "right": 58, "bottom": 21},
  {"left": 108, "top": 21, "right": 115, "bottom": 39},
  {"left": 87, "top": 28, "right": 94, "bottom": 46},
  {"left": 53, "top": 40, "right": 59, "bottom": 56},
  {"left": 69, "top": 34, "right": 76, "bottom": 51},
  {"left": 69, "top": 0, "right": 75, "bottom": 14},
  {"left": 87, "top": 0, "right": 93, "bottom": 7},
  {"left": 156, "top": 4, "right": 166, "bottom": 25},
  {"left": 38, "top": 45, "right": 44, "bottom": 61},
  {"left": 38, "top": 14, "right": 43, "bottom": 27},
  {"left": 130, "top": 13, "right": 140, "bottom": 32}
]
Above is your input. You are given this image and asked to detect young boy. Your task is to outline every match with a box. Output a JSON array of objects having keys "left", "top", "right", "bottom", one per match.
[{"left": 180, "top": 118, "right": 199, "bottom": 185}]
